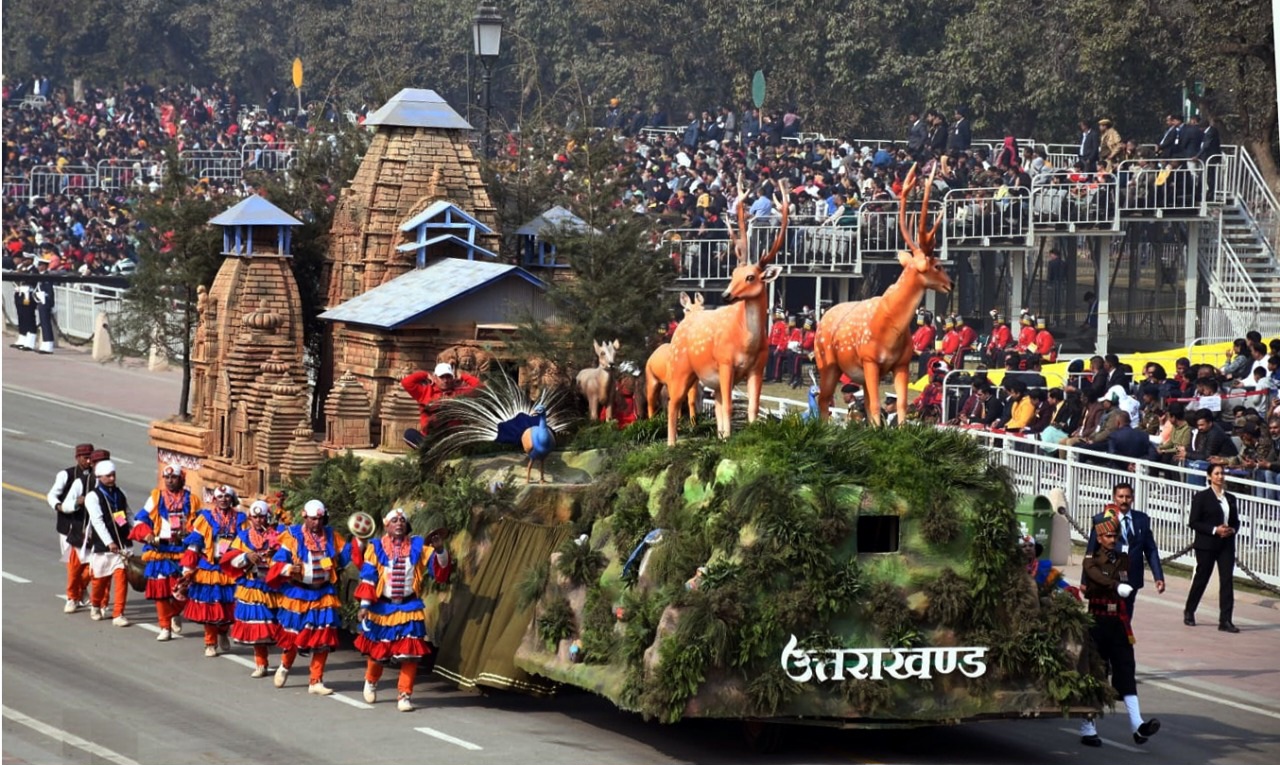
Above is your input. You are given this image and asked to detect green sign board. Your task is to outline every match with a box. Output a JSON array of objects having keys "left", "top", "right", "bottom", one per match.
[{"left": 751, "top": 70, "right": 766, "bottom": 110}]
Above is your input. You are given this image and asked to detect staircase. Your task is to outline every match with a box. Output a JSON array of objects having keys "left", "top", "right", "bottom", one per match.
[
  {"left": 1199, "top": 150, "right": 1280, "bottom": 336},
  {"left": 1219, "top": 204, "right": 1280, "bottom": 304}
]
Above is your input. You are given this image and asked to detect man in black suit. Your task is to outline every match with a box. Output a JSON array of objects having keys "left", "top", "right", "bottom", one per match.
[
  {"left": 1179, "top": 115, "right": 1205, "bottom": 159},
  {"left": 906, "top": 111, "right": 928, "bottom": 161},
  {"left": 1183, "top": 463, "right": 1240, "bottom": 631},
  {"left": 1086, "top": 411, "right": 1157, "bottom": 467},
  {"left": 948, "top": 107, "right": 971, "bottom": 155},
  {"left": 927, "top": 110, "right": 948, "bottom": 159},
  {"left": 1086, "top": 482, "right": 1166, "bottom": 620},
  {"left": 1198, "top": 115, "right": 1223, "bottom": 198},
  {"left": 1078, "top": 119, "right": 1100, "bottom": 172},
  {"left": 1180, "top": 410, "right": 1240, "bottom": 485},
  {"left": 1158, "top": 113, "right": 1183, "bottom": 158}
]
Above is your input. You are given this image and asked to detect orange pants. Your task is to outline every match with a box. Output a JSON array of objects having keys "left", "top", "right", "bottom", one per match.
[
  {"left": 282, "top": 648, "right": 329, "bottom": 685},
  {"left": 154, "top": 598, "right": 180, "bottom": 629},
  {"left": 90, "top": 569, "right": 128, "bottom": 617},
  {"left": 66, "top": 547, "right": 93, "bottom": 602},
  {"left": 203, "top": 624, "right": 229, "bottom": 646},
  {"left": 253, "top": 644, "right": 269, "bottom": 668},
  {"left": 366, "top": 659, "right": 419, "bottom": 696}
]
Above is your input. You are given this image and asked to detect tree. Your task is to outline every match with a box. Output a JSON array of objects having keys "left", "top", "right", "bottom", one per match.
[{"left": 114, "top": 147, "right": 228, "bottom": 418}]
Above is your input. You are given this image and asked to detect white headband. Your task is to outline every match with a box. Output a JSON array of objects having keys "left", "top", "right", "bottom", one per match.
[{"left": 383, "top": 507, "right": 408, "bottom": 523}]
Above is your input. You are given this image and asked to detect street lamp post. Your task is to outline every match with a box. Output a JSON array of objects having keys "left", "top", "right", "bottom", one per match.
[{"left": 472, "top": 2, "right": 504, "bottom": 159}]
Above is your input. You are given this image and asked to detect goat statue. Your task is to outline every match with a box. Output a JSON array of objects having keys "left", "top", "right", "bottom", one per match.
[
  {"left": 645, "top": 291, "right": 704, "bottom": 421},
  {"left": 577, "top": 338, "right": 620, "bottom": 422}
]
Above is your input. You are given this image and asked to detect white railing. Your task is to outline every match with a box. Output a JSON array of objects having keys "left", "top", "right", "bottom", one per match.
[
  {"left": 2, "top": 281, "right": 127, "bottom": 340},
  {"left": 660, "top": 222, "right": 862, "bottom": 282},
  {"left": 28, "top": 168, "right": 98, "bottom": 199},
  {"left": 96, "top": 159, "right": 161, "bottom": 191},
  {"left": 857, "top": 199, "right": 945, "bottom": 259},
  {"left": 241, "top": 141, "right": 296, "bottom": 173},
  {"left": 1115, "top": 159, "right": 1208, "bottom": 218},
  {"left": 178, "top": 149, "right": 243, "bottom": 183},
  {"left": 1029, "top": 173, "right": 1121, "bottom": 232},
  {"left": 1232, "top": 149, "right": 1280, "bottom": 252},
  {"left": 941, "top": 186, "right": 1033, "bottom": 254}
]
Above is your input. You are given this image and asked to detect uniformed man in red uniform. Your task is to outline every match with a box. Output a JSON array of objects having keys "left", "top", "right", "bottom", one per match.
[
  {"left": 766, "top": 311, "right": 788, "bottom": 383},
  {"left": 939, "top": 316, "right": 961, "bottom": 365},
  {"left": 985, "top": 312, "right": 1012, "bottom": 366},
  {"left": 955, "top": 315, "right": 978, "bottom": 369},
  {"left": 912, "top": 310, "right": 936, "bottom": 378},
  {"left": 400, "top": 363, "right": 482, "bottom": 448},
  {"left": 1015, "top": 311, "right": 1037, "bottom": 353},
  {"left": 1033, "top": 316, "right": 1056, "bottom": 362}
]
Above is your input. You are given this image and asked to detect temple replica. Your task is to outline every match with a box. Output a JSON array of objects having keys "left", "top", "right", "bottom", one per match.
[
  {"left": 317, "top": 88, "right": 549, "bottom": 453},
  {"left": 148, "top": 195, "right": 324, "bottom": 499}
]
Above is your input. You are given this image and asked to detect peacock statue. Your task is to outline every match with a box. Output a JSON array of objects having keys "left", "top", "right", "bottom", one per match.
[
  {"left": 424, "top": 366, "right": 573, "bottom": 480},
  {"left": 521, "top": 405, "right": 556, "bottom": 483}
]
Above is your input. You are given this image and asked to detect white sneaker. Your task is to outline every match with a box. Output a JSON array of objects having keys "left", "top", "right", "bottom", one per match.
[
  {"left": 251, "top": 665, "right": 269, "bottom": 678},
  {"left": 204, "top": 645, "right": 218, "bottom": 658},
  {"left": 156, "top": 628, "right": 173, "bottom": 642},
  {"left": 308, "top": 682, "right": 334, "bottom": 696},
  {"left": 112, "top": 616, "right": 131, "bottom": 627},
  {"left": 171, "top": 616, "right": 184, "bottom": 635},
  {"left": 217, "top": 634, "right": 231, "bottom": 653},
  {"left": 363, "top": 681, "right": 377, "bottom": 704},
  {"left": 63, "top": 599, "right": 78, "bottom": 614},
  {"left": 273, "top": 666, "right": 289, "bottom": 688},
  {"left": 397, "top": 694, "right": 414, "bottom": 712},
  {"left": 89, "top": 607, "right": 104, "bottom": 621},
  {"left": 78, "top": 598, "right": 91, "bottom": 608}
]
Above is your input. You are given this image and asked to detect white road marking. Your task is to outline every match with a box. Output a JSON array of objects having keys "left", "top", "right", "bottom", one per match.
[
  {"left": 415, "top": 726, "right": 483, "bottom": 751},
  {"left": 220, "top": 654, "right": 258, "bottom": 669},
  {"left": 112, "top": 456, "right": 134, "bottom": 464},
  {"left": 2, "top": 571, "right": 33, "bottom": 583},
  {"left": 329, "top": 693, "right": 373, "bottom": 710},
  {"left": 1142, "top": 679, "right": 1280, "bottom": 721},
  {"left": 1057, "top": 728, "right": 1146, "bottom": 754},
  {"left": 6, "top": 388, "right": 151, "bottom": 428},
  {"left": 46, "top": 439, "right": 74, "bottom": 449},
  {"left": 3, "top": 426, "right": 25, "bottom": 435},
  {"left": 3, "top": 704, "right": 143, "bottom": 765}
]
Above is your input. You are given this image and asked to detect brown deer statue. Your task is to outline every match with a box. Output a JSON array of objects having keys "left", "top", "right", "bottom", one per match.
[
  {"left": 815, "top": 164, "right": 953, "bottom": 425},
  {"left": 645, "top": 291, "right": 704, "bottom": 421},
  {"left": 665, "top": 177, "right": 790, "bottom": 445},
  {"left": 577, "top": 339, "right": 620, "bottom": 422}
]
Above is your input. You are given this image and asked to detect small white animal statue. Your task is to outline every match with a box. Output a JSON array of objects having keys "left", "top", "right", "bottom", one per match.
[{"left": 577, "top": 339, "right": 620, "bottom": 422}]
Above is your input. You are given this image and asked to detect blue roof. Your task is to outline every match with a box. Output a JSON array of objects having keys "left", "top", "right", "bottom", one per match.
[
  {"left": 395, "top": 233, "right": 498, "bottom": 259},
  {"left": 399, "top": 200, "right": 493, "bottom": 234},
  {"left": 208, "top": 195, "right": 302, "bottom": 227},
  {"left": 514, "top": 205, "right": 598, "bottom": 237},
  {"left": 364, "top": 89, "right": 472, "bottom": 131},
  {"left": 318, "top": 258, "right": 545, "bottom": 330}
]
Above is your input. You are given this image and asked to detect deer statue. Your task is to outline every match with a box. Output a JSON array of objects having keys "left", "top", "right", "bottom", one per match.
[
  {"left": 665, "top": 176, "right": 790, "bottom": 445},
  {"left": 814, "top": 164, "right": 953, "bottom": 426},
  {"left": 644, "top": 291, "right": 705, "bottom": 421},
  {"left": 577, "top": 339, "right": 620, "bottom": 422}
]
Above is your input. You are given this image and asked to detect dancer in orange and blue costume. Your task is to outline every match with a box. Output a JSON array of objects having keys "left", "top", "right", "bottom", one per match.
[
  {"left": 218, "top": 499, "right": 284, "bottom": 678},
  {"left": 180, "top": 485, "right": 247, "bottom": 658},
  {"left": 355, "top": 508, "right": 453, "bottom": 712},
  {"left": 129, "top": 463, "right": 202, "bottom": 641},
  {"left": 265, "top": 498, "right": 361, "bottom": 696}
]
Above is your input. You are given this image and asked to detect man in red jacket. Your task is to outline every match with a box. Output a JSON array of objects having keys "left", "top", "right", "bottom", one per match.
[
  {"left": 400, "top": 363, "right": 482, "bottom": 448},
  {"left": 912, "top": 311, "right": 936, "bottom": 378},
  {"left": 955, "top": 316, "right": 978, "bottom": 369}
]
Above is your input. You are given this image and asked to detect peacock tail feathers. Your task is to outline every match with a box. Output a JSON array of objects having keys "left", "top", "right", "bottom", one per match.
[{"left": 425, "top": 366, "right": 573, "bottom": 464}]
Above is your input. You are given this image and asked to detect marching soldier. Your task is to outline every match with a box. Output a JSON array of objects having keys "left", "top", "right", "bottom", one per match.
[
  {"left": 46, "top": 443, "right": 97, "bottom": 613},
  {"left": 1078, "top": 515, "right": 1162, "bottom": 747},
  {"left": 32, "top": 253, "right": 56, "bottom": 354},
  {"left": 10, "top": 252, "right": 37, "bottom": 351}
]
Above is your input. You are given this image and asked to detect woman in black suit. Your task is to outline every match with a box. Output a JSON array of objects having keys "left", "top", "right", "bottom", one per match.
[{"left": 1183, "top": 463, "right": 1241, "bottom": 632}]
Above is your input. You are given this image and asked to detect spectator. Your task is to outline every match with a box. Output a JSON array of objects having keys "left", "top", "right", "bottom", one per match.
[
  {"left": 1078, "top": 119, "right": 1100, "bottom": 172},
  {"left": 1180, "top": 409, "right": 1239, "bottom": 485}
]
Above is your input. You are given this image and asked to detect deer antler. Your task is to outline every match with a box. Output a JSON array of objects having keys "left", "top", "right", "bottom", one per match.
[
  {"left": 898, "top": 164, "right": 942, "bottom": 260},
  {"left": 727, "top": 171, "right": 750, "bottom": 265},
  {"left": 758, "top": 179, "right": 789, "bottom": 266}
]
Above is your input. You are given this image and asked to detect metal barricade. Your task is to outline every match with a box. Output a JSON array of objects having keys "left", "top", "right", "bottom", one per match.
[
  {"left": 3, "top": 180, "right": 30, "bottom": 199},
  {"left": 857, "top": 200, "right": 944, "bottom": 260},
  {"left": 2, "top": 281, "right": 126, "bottom": 341},
  {"left": 28, "top": 168, "right": 98, "bottom": 199},
  {"left": 1028, "top": 173, "right": 1120, "bottom": 232},
  {"left": 179, "top": 150, "right": 243, "bottom": 184},
  {"left": 661, "top": 228, "right": 736, "bottom": 283},
  {"left": 1115, "top": 159, "right": 1207, "bottom": 219},
  {"left": 941, "top": 186, "right": 1032, "bottom": 252},
  {"left": 662, "top": 220, "right": 860, "bottom": 283},
  {"left": 96, "top": 160, "right": 160, "bottom": 191},
  {"left": 241, "top": 141, "right": 296, "bottom": 173}
]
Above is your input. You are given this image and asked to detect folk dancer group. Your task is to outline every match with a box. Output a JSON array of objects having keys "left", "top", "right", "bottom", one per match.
[{"left": 45, "top": 447, "right": 454, "bottom": 712}]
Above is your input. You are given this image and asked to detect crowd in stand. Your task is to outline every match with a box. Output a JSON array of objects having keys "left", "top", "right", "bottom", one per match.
[{"left": 2, "top": 77, "right": 309, "bottom": 275}]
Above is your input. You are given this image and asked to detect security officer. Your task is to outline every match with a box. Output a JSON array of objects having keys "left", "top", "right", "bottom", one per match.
[
  {"left": 1077, "top": 515, "right": 1162, "bottom": 748},
  {"left": 32, "top": 253, "right": 56, "bottom": 354},
  {"left": 10, "top": 252, "right": 37, "bottom": 350}
]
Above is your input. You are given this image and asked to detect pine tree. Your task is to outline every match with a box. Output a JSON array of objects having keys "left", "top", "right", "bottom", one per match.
[
  {"left": 114, "top": 147, "right": 228, "bottom": 418},
  {"left": 505, "top": 128, "right": 675, "bottom": 375}
]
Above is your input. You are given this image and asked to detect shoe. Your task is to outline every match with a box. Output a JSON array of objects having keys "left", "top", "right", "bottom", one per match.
[
  {"left": 217, "top": 634, "right": 231, "bottom": 653},
  {"left": 64, "top": 599, "right": 78, "bottom": 614},
  {"left": 36, "top": 349, "right": 53, "bottom": 355},
  {"left": 112, "top": 615, "right": 131, "bottom": 627},
  {"left": 204, "top": 644, "right": 218, "bottom": 658},
  {"left": 273, "top": 666, "right": 289, "bottom": 688},
  {"left": 171, "top": 616, "right": 184, "bottom": 635},
  {"left": 363, "top": 681, "right": 377, "bottom": 704},
  {"left": 1080, "top": 735, "right": 1102, "bottom": 748},
  {"left": 397, "top": 694, "right": 414, "bottom": 712},
  {"left": 1184, "top": 611, "right": 1195, "bottom": 626},
  {"left": 251, "top": 665, "right": 269, "bottom": 678},
  {"left": 89, "top": 607, "right": 104, "bottom": 621},
  {"left": 156, "top": 628, "right": 172, "bottom": 642},
  {"left": 1219, "top": 622, "right": 1240, "bottom": 633},
  {"left": 1133, "top": 718, "right": 1161, "bottom": 744},
  {"left": 9, "top": 342, "right": 23, "bottom": 349},
  {"left": 308, "top": 682, "right": 334, "bottom": 696}
]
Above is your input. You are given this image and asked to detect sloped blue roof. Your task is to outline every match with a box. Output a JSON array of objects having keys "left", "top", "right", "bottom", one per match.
[
  {"left": 318, "top": 258, "right": 545, "bottom": 330},
  {"left": 394, "top": 233, "right": 497, "bottom": 259},
  {"left": 364, "top": 89, "right": 472, "bottom": 130},
  {"left": 399, "top": 200, "right": 493, "bottom": 234},
  {"left": 208, "top": 195, "right": 303, "bottom": 227},
  {"left": 514, "top": 205, "right": 598, "bottom": 237}
]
